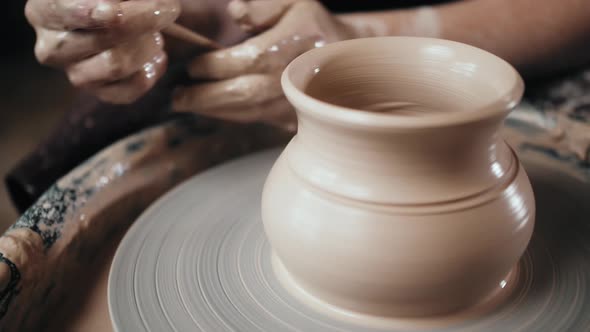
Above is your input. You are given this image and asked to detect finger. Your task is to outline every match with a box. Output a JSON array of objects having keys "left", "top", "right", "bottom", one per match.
[
  {"left": 115, "top": 0, "right": 181, "bottom": 34},
  {"left": 260, "top": 97, "right": 297, "bottom": 132},
  {"left": 34, "top": 0, "right": 178, "bottom": 67},
  {"left": 176, "top": 95, "right": 295, "bottom": 131},
  {"left": 66, "top": 32, "right": 164, "bottom": 86},
  {"left": 187, "top": 27, "right": 316, "bottom": 80},
  {"left": 172, "top": 73, "right": 282, "bottom": 112},
  {"left": 26, "top": 0, "right": 180, "bottom": 31},
  {"left": 25, "top": 0, "right": 119, "bottom": 30},
  {"left": 194, "top": 102, "right": 268, "bottom": 123},
  {"left": 89, "top": 52, "right": 167, "bottom": 104},
  {"left": 227, "top": 0, "right": 301, "bottom": 32}
]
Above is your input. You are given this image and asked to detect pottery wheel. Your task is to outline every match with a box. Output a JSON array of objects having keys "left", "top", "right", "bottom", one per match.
[{"left": 109, "top": 148, "right": 590, "bottom": 331}]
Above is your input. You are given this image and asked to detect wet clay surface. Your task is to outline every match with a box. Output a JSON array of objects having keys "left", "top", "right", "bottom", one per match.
[
  {"left": 173, "top": 0, "right": 358, "bottom": 132},
  {"left": 28, "top": 124, "right": 590, "bottom": 332},
  {"left": 263, "top": 37, "right": 533, "bottom": 319},
  {"left": 26, "top": 0, "right": 180, "bottom": 103},
  {"left": 1, "top": 92, "right": 588, "bottom": 331},
  {"left": 105, "top": 44, "right": 590, "bottom": 332},
  {"left": 108, "top": 148, "right": 590, "bottom": 331}
]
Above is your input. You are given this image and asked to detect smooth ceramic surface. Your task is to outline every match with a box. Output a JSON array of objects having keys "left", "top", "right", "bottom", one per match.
[
  {"left": 262, "top": 37, "right": 534, "bottom": 318},
  {"left": 1, "top": 63, "right": 588, "bottom": 330},
  {"left": 108, "top": 147, "right": 590, "bottom": 331}
]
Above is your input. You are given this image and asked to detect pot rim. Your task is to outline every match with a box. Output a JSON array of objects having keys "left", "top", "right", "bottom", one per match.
[{"left": 281, "top": 36, "right": 524, "bottom": 129}]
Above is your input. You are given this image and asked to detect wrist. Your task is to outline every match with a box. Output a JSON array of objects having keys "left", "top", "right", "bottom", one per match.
[
  {"left": 336, "top": 14, "right": 386, "bottom": 38},
  {"left": 336, "top": 11, "right": 404, "bottom": 38},
  {"left": 398, "top": 7, "right": 441, "bottom": 38},
  {"left": 336, "top": 8, "right": 440, "bottom": 39}
]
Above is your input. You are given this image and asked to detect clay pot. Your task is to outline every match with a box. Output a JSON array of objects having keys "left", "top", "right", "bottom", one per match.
[{"left": 261, "top": 37, "right": 535, "bottom": 319}]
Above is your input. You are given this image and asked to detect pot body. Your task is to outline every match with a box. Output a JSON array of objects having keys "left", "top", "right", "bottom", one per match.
[
  {"left": 261, "top": 37, "right": 535, "bottom": 318},
  {"left": 262, "top": 138, "right": 534, "bottom": 317}
]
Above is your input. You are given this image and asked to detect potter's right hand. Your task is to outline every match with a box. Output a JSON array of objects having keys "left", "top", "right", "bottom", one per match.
[
  {"left": 25, "top": 0, "right": 180, "bottom": 104},
  {"left": 173, "top": 0, "right": 356, "bottom": 132}
]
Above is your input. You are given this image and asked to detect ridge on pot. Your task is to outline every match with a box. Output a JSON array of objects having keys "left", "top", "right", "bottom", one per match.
[{"left": 262, "top": 37, "right": 535, "bottom": 321}]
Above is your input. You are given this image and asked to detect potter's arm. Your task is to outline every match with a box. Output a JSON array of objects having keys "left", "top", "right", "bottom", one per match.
[{"left": 338, "top": 0, "right": 590, "bottom": 78}]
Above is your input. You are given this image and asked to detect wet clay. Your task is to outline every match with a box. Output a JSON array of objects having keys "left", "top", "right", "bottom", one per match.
[
  {"left": 27, "top": 0, "right": 180, "bottom": 103},
  {"left": 227, "top": 0, "right": 299, "bottom": 32},
  {"left": 174, "top": 0, "right": 357, "bottom": 131},
  {"left": 262, "top": 37, "right": 535, "bottom": 321},
  {"left": 108, "top": 146, "right": 590, "bottom": 331},
  {"left": 271, "top": 252, "right": 519, "bottom": 330},
  {"left": 184, "top": 1, "right": 352, "bottom": 79}
]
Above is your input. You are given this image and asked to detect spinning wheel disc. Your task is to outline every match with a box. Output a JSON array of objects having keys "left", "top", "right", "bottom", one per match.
[{"left": 109, "top": 149, "right": 590, "bottom": 331}]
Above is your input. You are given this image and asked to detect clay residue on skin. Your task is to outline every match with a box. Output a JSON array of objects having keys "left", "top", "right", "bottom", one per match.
[
  {"left": 93, "top": 50, "right": 168, "bottom": 104},
  {"left": 27, "top": 0, "right": 180, "bottom": 103},
  {"left": 90, "top": 1, "right": 118, "bottom": 22},
  {"left": 227, "top": 0, "right": 299, "bottom": 32},
  {"left": 67, "top": 32, "right": 165, "bottom": 86},
  {"left": 175, "top": 0, "right": 354, "bottom": 131},
  {"left": 186, "top": 1, "right": 349, "bottom": 79}
]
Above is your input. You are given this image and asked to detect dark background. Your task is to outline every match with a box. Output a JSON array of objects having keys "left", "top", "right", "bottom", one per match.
[{"left": 1, "top": 2, "right": 75, "bottom": 228}]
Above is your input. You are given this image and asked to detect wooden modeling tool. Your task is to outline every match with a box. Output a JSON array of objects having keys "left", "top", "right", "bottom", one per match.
[{"left": 163, "top": 23, "right": 222, "bottom": 50}]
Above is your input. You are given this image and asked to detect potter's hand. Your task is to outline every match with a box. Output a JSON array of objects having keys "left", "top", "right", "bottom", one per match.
[
  {"left": 172, "top": 0, "right": 355, "bottom": 132},
  {"left": 25, "top": 0, "right": 180, "bottom": 104}
]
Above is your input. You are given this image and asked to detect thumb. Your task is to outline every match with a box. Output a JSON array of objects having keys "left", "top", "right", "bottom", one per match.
[
  {"left": 226, "top": 0, "right": 301, "bottom": 33},
  {"left": 26, "top": 0, "right": 120, "bottom": 30}
]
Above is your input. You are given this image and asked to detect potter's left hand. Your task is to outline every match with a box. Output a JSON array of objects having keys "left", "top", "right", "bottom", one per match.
[{"left": 172, "top": 0, "right": 355, "bottom": 132}]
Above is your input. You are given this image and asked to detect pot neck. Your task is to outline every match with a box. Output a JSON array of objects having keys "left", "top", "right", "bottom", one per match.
[{"left": 287, "top": 112, "right": 514, "bottom": 205}]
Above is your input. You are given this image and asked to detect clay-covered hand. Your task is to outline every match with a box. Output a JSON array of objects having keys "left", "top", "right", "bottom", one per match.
[
  {"left": 25, "top": 0, "right": 181, "bottom": 104},
  {"left": 173, "top": 0, "right": 356, "bottom": 132}
]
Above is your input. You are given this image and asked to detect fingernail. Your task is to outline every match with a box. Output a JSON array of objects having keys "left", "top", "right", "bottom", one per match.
[
  {"left": 91, "top": 1, "right": 118, "bottom": 23},
  {"left": 227, "top": 0, "right": 248, "bottom": 21}
]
